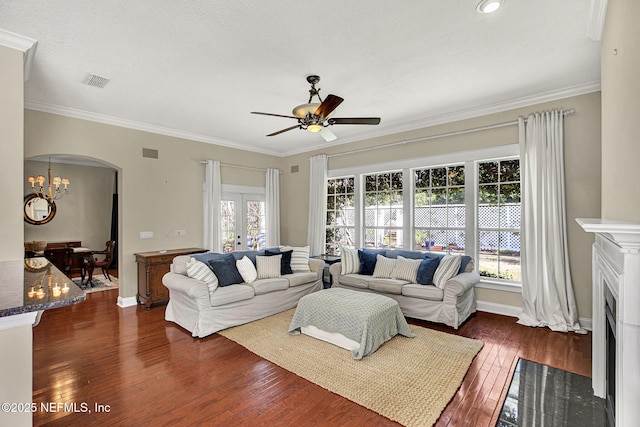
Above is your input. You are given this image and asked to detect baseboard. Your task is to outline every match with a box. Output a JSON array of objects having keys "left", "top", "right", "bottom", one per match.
[
  {"left": 117, "top": 296, "right": 138, "bottom": 308},
  {"left": 579, "top": 317, "right": 593, "bottom": 331},
  {"left": 476, "top": 300, "right": 593, "bottom": 331},
  {"left": 476, "top": 300, "right": 521, "bottom": 317}
]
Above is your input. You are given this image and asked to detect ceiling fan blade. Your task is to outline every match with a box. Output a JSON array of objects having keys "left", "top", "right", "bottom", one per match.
[
  {"left": 252, "top": 111, "right": 298, "bottom": 119},
  {"left": 330, "top": 117, "right": 381, "bottom": 125},
  {"left": 314, "top": 94, "right": 344, "bottom": 119},
  {"left": 267, "top": 125, "right": 300, "bottom": 136},
  {"left": 319, "top": 127, "right": 337, "bottom": 142}
]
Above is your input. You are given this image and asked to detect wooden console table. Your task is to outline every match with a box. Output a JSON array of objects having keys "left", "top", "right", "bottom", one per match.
[{"left": 135, "top": 248, "right": 207, "bottom": 309}]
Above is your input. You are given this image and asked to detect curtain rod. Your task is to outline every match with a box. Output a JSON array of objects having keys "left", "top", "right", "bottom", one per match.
[
  {"left": 326, "top": 109, "right": 575, "bottom": 159},
  {"left": 199, "top": 161, "right": 281, "bottom": 174}
]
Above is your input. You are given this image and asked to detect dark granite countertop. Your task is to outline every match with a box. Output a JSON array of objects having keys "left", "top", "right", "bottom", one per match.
[{"left": 0, "top": 257, "right": 85, "bottom": 317}]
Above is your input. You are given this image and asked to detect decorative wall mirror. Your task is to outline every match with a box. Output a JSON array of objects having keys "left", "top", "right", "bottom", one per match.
[{"left": 24, "top": 194, "right": 56, "bottom": 225}]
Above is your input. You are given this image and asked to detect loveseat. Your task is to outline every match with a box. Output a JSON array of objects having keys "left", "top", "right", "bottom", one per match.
[
  {"left": 162, "top": 247, "right": 323, "bottom": 337},
  {"left": 329, "top": 248, "right": 479, "bottom": 329}
]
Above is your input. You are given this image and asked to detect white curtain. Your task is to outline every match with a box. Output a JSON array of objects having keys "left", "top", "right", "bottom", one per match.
[
  {"left": 265, "top": 168, "right": 280, "bottom": 247},
  {"left": 203, "top": 160, "right": 222, "bottom": 252},
  {"left": 517, "top": 110, "right": 583, "bottom": 333},
  {"left": 307, "top": 154, "right": 328, "bottom": 256}
]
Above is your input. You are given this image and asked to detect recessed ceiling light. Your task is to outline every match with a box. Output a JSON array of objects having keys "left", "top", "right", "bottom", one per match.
[{"left": 476, "top": 0, "right": 503, "bottom": 14}]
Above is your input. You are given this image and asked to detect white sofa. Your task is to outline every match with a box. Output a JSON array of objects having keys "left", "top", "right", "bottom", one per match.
[
  {"left": 163, "top": 251, "right": 323, "bottom": 337},
  {"left": 329, "top": 249, "right": 479, "bottom": 329}
]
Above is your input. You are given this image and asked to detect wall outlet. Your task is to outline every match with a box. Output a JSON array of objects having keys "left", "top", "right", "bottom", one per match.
[
  {"left": 139, "top": 231, "right": 154, "bottom": 239},
  {"left": 175, "top": 229, "right": 186, "bottom": 237}
]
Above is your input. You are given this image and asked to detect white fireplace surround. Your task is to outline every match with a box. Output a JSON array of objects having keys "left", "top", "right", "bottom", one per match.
[{"left": 577, "top": 218, "right": 640, "bottom": 427}]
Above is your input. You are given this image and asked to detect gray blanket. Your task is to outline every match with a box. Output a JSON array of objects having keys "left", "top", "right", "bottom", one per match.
[{"left": 288, "top": 288, "right": 415, "bottom": 359}]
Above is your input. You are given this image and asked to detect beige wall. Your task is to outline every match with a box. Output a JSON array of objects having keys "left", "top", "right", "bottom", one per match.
[
  {"left": 24, "top": 161, "right": 114, "bottom": 251},
  {"left": 24, "top": 109, "right": 281, "bottom": 300},
  {"left": 0, "top": 45, "right": 25, "bottom": 261},
  {"left": 601, "top": 0, "right": 640, "bottom": 221},
  {"left": 0, "top": 44, "right": 32, "bottom": 427},
  {"left": 281, "top": 92, "right": 602, "bottom": 318}
]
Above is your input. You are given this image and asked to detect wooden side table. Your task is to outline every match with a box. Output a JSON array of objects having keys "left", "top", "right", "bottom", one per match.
[
  {"left": 313, "top": 254, "right": 341, "bottom": 288},
  {"left": 135, "top": 247, "right": 207, "bottom": 309}
]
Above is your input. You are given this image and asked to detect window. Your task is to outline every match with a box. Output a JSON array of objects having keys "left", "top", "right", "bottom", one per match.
[
  {"left": 413, "top": 165, "right": 465, "bottom": 254},
  {"left": 477, "top": 159, "right": 521, "bottom": 281},
  {"left": 325, "top": 177, "right": 355, "bottom": 255},
  {"left": 324, "top": 145, "right": 522, "bottom": 286},
  {"left": 364, "top": 171, "right": 403, "bottom": 249}
]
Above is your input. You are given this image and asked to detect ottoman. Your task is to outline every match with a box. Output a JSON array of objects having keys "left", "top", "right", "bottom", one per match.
[{"left": 288, "top": 288, "right": 415, "bottom": 359}]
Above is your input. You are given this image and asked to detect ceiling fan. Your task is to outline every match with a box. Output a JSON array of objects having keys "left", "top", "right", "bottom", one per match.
[{"left": 251, "top": 75, "right": 381, "bottom": 142}]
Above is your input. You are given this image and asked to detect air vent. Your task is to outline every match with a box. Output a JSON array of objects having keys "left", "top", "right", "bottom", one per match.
[
  {"left": 84, "top": 73, "right": 110, "bottom": 88},
  {"left": 142, "top": 148, "right": 159, "bottom": 159},
  {"left": 290, "top": 165, "right": 299, "bottom": 173}
]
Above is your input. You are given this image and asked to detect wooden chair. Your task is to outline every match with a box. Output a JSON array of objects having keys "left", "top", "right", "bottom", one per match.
[
  {"left": 43, "top": 247, "right": 74, "bottom": 278},
  {"left": 92, "top": 240, "right": 116, "bottom": 281}
]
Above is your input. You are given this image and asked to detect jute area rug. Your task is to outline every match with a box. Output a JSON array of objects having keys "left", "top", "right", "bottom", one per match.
[{"left": 219, "top": 308, "right": 483, "bottom": 427}]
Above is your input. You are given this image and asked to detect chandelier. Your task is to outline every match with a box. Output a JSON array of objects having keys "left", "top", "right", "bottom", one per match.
[{"left": 27, "top": 157, "right": 70, "bottom": 201}]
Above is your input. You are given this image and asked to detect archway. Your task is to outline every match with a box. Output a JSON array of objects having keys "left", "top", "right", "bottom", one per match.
[{"left": 24, "top": 155, "right": 121, "bottom": 289}]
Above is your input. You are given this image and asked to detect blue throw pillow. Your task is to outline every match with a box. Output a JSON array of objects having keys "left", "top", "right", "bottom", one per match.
[
  {"left": 192, "top": 252, "right": 227, "bottom": 264},
  {"left": 458, "top": 255, "right": 472, "bottom": 274},
  {"left": 230, "top": 250, "right": 265, "bottom": 265},
  {"left": 208, "top": 254, "right": 244, "bottom": 287},
  {"left": 265, "top": 249, "right": 293, "bottom": 275},
  {"left": 385, "top": 249, "right": 428, "bottom": 260},
  {"left": 416, "top": 256, "right": 442, "bottom": 285},
  {"left": 358, "top": 250, "right": 378, "bottom": 275}
]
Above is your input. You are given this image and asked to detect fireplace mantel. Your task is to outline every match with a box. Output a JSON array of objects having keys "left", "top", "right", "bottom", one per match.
[
  {"left": 577, "top": 218, "right": 640, "bottom": 248},
  {"left": 577, "top": 218, "right": 640, "bottom": 427}
]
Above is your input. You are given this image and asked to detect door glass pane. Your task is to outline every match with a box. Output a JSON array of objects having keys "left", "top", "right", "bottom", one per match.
[
  {"left": 246, "top": 200, "right": 266, "bottom": 250},
  {"left": 221, "top": 200, "right": 235, "bottom": 253}
]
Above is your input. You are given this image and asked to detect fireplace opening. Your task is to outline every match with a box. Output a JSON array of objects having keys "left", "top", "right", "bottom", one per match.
[{"left": 604, "top": 285, "right": 616, "bottom": 427}]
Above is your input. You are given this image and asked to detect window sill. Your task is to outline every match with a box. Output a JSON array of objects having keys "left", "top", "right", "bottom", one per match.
[{"left": 476, "top": 278, "right": 522, "bottom": 293}]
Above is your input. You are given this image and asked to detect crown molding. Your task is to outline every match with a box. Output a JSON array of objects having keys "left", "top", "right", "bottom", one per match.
[
  {"left": 280, "top": 80, "right": 602, "bottom": 156},
  {"left": 24, "top": 101, "right": 278, "bottom": 157},
  {"left": 587, "top": 0, "right": 608, "bottom": 41},
  {"left": 0, "top": 29, "right": 38, "bottom": 81}
]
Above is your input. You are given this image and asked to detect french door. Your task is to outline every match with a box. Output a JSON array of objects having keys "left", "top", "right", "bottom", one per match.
[{"left": 221, "top": 188, "right": 266, "bottom": 252}]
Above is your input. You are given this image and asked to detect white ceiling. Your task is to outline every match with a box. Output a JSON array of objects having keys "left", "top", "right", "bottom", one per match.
[{"left": 1, "top": 1, "right": 602, "bottom": 157}]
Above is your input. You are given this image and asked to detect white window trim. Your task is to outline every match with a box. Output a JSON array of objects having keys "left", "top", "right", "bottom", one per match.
[
  {"left": 222, "top": 184, "right": 264, "bottom": 198},
  {"left": 328, "top": 144, "right": 519, "bottom": 178},
  {"left": 327, "top": 144, "right": 522, "bottom": 294}
]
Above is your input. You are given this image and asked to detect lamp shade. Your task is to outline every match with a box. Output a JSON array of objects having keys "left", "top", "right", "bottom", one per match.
[{"left": 292, "top": 103, "right": 321, "bottom": 118}]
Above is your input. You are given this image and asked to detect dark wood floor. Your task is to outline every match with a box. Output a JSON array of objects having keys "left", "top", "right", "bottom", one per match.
[{"left": 32, "top": 289, "right": 592, "bottom": 426}]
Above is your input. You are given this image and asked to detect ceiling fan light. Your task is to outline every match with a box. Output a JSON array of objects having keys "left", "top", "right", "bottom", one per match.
[
  {"left": 476, "top": 0, "right": 503, "bottom": 14},
  {"left": 307, "top": 124, "right": 322, "bottom": 133},
  {"left": 292, "top": 103, "right": 321, "bottom": 118}
]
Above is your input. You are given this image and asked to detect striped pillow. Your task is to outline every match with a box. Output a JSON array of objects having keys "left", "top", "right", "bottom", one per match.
[
  {"left": 340, "top": 246, "right": 360, "bottom": 275},
  {"left": 392, "top": 256, "right": 422, "bottom": 282},
  {"left": 373, "top": 255, "right": 397, "bottom": 278},
  {"left": 236, "top": 256, "right": 257, "bottom": 283},
  {"left": 256, "top": 254, "right": 282, "bottom": 279},
  {"left": 433, "top": 255, "right": 462, "bottom": 289},
  {"left": 186, "top": 258, "right": 219, "bottom": 293},
  {"left": 280, "top": 245, "right": 311, "bottom": 272}
]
